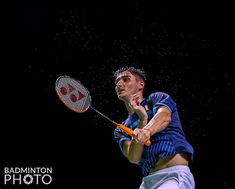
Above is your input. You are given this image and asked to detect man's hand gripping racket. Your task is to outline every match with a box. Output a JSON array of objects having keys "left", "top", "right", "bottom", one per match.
[{"left": 55, "top": 75, "right": 151, "bottom": 146}]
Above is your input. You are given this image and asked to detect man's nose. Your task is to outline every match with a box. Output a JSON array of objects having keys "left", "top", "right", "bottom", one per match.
[{"left": 116, "top": 80, "right": 123, "bottom": 87}]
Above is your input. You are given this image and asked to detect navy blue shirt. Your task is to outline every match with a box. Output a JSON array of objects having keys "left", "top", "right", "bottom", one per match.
[{"left": 114, "top": 92, "right": 194, "bottom": 176}]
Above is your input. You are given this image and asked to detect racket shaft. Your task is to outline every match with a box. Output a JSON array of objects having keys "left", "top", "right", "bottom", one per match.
[
  {"left": 117, "top": 124, "right": 151, "bottom": 146},
  {"left": 90, "top": 107, "right": 151, "bottom": 146},
  {"left": 90, "top": 106, "right": 115, "bottom": 124}
]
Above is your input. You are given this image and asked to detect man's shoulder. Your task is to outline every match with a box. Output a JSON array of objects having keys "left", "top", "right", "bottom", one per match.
[
  {"left": 146, "top": 92, "right": 172, "bottom": 104},
  {"left": 148, "top": 91, "right": 170, "bottom": 98}
]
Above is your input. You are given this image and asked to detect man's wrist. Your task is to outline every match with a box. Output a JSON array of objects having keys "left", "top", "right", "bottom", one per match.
[{"left": 143, "top": 126, "right": 151, "bottom": 136}]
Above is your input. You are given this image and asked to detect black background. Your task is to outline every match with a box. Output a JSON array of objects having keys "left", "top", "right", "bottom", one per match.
[{"left": 2, "top": 1, "right": 234, "bottom": 188}]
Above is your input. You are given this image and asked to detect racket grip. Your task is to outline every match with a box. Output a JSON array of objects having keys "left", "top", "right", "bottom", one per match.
[
  {"left": 117, "top": 124, "right": 151, "bottom": 146},
  {"left": 145, "top": 139, "right": 151, "bottom": 146}
]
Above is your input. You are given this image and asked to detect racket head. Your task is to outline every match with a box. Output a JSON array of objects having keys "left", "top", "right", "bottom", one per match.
[{"left": 55, "top": 75, "right": 91, "bottom": 113}]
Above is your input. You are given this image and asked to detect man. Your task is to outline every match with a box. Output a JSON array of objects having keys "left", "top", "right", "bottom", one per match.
[{"left": 113, "top": 67, "right": 195, "bottom": 189}]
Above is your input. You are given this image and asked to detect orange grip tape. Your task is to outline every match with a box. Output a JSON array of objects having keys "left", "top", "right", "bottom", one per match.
[{"left": 117, "top": 124, "right": 151, "bottom": 146}]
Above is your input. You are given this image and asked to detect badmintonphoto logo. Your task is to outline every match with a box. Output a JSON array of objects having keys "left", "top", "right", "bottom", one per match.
[{"left": 4, "top": 167, "right": 53, "bottom": 186}]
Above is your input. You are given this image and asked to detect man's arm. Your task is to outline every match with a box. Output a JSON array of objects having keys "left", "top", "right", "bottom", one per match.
[
  {"left": 135, "top": 106, "right": 172, "bottom": 144},
  {"left": 122, "top": 119, "right": 147, "bottom": 164},
  {"left": 145, "top": 106, "right": 172, "bottom": 135}
]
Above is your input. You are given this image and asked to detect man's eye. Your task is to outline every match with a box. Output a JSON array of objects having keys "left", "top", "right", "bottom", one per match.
[{"left": 123, "top": 77, "right": 129, "bottom": 82}]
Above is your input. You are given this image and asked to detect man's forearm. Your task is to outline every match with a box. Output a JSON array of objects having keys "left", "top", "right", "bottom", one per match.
[
  {"left": 125, "top": 118, "right": 147, "bottom": 164},
  {"left": 144, "top": 107, "right": 171, "bottom": 136}
]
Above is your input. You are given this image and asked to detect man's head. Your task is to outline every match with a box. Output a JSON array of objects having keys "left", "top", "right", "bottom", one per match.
[{"left": 113, "top": 67, "right": 147, "bottom": 101}]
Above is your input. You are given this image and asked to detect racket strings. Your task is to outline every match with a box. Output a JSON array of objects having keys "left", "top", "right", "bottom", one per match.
[{"left": 56, "top": 76, "right": 91, "bottom": 113}]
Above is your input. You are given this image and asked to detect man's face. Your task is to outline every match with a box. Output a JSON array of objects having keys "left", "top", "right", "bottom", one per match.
[{"left": 115, "top": 71, "right": 144, "bottom": 101}]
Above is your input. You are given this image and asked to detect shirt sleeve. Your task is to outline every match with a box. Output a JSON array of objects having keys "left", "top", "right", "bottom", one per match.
[
  {"left": 114, "top": 127, "right": 131, "bottom": 155},
  {"left": 149, "top": 92, "right": 176, "bottom": 114}
]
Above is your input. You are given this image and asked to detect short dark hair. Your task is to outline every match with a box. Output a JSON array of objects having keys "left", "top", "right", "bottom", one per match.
[{"left": 113, "top": 67, "right": 147, "bottom": 82}]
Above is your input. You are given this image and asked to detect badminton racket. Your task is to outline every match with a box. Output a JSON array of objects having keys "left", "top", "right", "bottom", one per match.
[{"left": 55, "top": 75, "right": 151, "bottom": 146}]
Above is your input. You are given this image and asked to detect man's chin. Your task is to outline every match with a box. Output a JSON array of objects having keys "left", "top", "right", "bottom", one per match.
[{"left": 118, "top": 94, "right": 126, "bottom": 101}]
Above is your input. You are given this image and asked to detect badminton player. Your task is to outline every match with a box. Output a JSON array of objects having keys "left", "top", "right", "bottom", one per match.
[{"left": 113, "top": 67, "right": 195, "bottom": 189}]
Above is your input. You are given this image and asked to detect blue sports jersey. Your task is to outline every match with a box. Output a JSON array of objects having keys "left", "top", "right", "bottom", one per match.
[{"left": 114, "top": 92, "right": 194, "bottom": 176}]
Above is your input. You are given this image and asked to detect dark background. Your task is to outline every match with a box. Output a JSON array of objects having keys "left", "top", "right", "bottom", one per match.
[{"left": 2, "top": 1, "right": 234, "bottom": 188}]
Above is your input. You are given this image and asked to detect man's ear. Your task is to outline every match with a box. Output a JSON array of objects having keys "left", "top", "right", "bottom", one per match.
[{"left": 138, "top": 80, "right": 145, "bottom": 90}]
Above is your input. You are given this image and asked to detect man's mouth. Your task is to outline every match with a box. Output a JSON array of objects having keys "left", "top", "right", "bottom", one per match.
[{"left": 117, "top": 89, "right": 125, "bottom": 94}]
